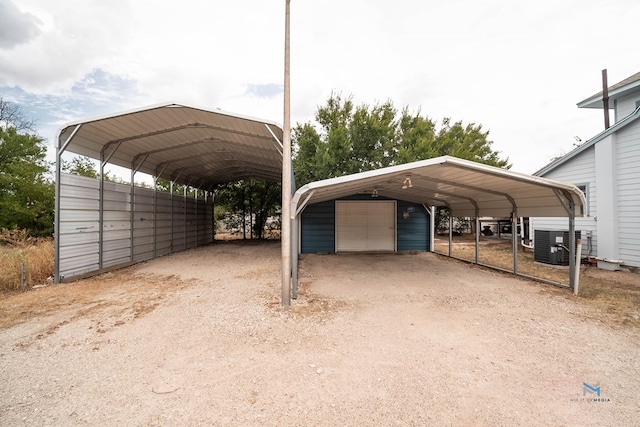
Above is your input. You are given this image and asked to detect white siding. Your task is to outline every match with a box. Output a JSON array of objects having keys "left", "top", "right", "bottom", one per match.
[
  {"left": 616, "top": 121, "right": 640, "bottom": 267},
  {"left": 531, "top": 147, "right": 597, "bottom": 257},
  {"left": 57, "top": 174, "right": 213, "bottom": 281},
  {"left": 615, "top": 93, "right": 640, "bottom": 122}
]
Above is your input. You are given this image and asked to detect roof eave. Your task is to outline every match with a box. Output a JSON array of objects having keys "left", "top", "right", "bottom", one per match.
[
  {"left": 535, "top": 106, "right": 640, "bottom": 176},
  {"left": 577, "top": 76, "right": 640, "bottom": 109}
]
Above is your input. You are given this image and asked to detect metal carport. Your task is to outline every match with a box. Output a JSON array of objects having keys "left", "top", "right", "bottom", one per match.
[
  {"left": 54, "top": 102, "right": 283, "bottom": 282},
  {"left": 290, "top": 156, "right": 587, "bottom": 293}
]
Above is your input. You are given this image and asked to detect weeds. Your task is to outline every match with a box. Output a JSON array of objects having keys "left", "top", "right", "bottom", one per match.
[{"left": 0, "top": 228, "right": 54, "bottom": 292}]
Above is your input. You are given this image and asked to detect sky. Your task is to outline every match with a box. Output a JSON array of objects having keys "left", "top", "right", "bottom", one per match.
[{"left": 1, "top": 0, "right": 639, "bottom": 176}]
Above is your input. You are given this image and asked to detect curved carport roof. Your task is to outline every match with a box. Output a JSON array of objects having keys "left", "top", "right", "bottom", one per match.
[
  {"left": 290, "top": 156, "right": 587, "bottom": 293},
  {"left": 56, "top": 102, "right": 284, "bottom": 187},
  {"left": 53, "top": 102, "right": 283, "bottom": 284},
  {"left": 291, "top": 156, "right": 586, "bottom": 218}
]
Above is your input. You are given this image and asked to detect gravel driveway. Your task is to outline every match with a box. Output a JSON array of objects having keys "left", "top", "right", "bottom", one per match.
[{"left": 1, "top": 240, "right": 638, "bottom": 426}]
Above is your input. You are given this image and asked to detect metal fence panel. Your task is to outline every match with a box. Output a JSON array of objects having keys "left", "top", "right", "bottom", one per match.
[{"left": 57, "top": 173, "right": 213, "bottom": 281}]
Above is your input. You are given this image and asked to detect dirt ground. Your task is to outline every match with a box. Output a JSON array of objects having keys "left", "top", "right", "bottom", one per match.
[{"left": 1, "top": 240, "right": 639, "bottom": 426}]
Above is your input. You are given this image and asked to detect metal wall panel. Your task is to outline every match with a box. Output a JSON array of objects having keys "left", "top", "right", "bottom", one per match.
[
  {"left": 57, "top": 173, "right": 213, "bottom": 281},
  {"left": 301, "top": 200, "right": 335, "bottom": 253},
  {"left": 397, "top": 201, "right": 430, "bottom": 251}
]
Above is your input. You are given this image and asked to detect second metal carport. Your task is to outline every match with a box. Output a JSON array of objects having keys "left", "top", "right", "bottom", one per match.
[
  {"left": 290, "top": 156, "right": 587, "bottom": 294},
  {"left": 54, "top": 102, "right": 284, "bottom": 282}
]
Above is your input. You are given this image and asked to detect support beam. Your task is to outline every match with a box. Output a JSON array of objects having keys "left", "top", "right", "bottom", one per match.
[
  {"left": 512, "top": 210, "right": 518, "bottom": 274},
  {"left": 448, "top": 212, "right": 453, "bottom": 257},
  {"left": 475, "top": 208, "right": 480, "bottom": 265},
  {"left": 569, "top": 208, "right": 576, "bottom": 291},
  {"left": 54, "top": 124, "right": 82, "bottom": 283},
  {"left": 281, "top": 0, "right": 292, "bottom": 306},
  {"left": 292, "top": 217, "right": 299, "bottom": 299},
  {"left": 99, "top": 152, "right": 105, "bottom": 269}
]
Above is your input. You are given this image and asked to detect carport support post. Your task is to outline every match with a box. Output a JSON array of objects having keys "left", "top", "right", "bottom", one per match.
[
  {"left": 291, "top": 217, "right": 299, "bottom": 299},
  {"left": 569, "top": 210, "right": 576, "bottom": 291},
  {"left": 54, "top": 124, "right": 81, "bottom": 283},
  {"left": 448, "top": 212, "right": 453, "bottom": 257},
  {"left": 475, "top": 209, "right": 480, "bottom": 264},
  {"left": 512, "top": 210, "right": 518, "bottom": 274}
]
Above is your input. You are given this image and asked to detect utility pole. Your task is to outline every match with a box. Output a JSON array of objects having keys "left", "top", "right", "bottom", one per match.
[
  {"left": 281, "top": 0, "right": 292, "bottom": 306},
  {"left": 602, "top": 69, "right": 610, "bottom": 130}
]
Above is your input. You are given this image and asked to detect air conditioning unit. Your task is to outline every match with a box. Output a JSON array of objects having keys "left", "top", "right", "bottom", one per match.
[{"left": 534, "top": 230, "right": 581, "bottom": 265}]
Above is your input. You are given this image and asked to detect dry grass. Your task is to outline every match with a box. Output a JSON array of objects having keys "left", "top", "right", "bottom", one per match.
[
  {"left": 0, "top": 228, "right": 54, "bottom": 293},
  {"left": 435, "top": 234, "right": 640, "bottom": 326}
]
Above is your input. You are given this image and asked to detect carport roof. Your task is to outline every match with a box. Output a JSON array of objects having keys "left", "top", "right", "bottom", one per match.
[
  {"left": 57, "top": 102, "right": 284, "bottom": 188},
  {"left": 291, "top": 156, "right": 587, "bottom": 218}
]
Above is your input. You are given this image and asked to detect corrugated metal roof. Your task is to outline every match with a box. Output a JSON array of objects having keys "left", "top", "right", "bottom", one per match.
[
  {"left": 57, "top": 102, "right": 283, "bottom": 188},
  {"left": 291, "top": 156, "right": 587, "bottom": 218}
]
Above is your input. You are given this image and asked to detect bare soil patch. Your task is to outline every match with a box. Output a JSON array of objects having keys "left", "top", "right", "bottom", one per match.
[
  {"left": 435, "top": 234, "right": 640, "bottom": 326},
  {"left": 1, "top": 240, "right": 638, "bottom": 426}
]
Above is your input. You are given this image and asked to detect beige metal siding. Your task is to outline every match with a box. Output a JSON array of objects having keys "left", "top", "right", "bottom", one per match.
[{"left": 336, "top": 201, "right": 396, "bottom": 252}]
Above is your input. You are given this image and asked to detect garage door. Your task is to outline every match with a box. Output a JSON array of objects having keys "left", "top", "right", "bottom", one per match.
[{"left": 336, "top": 201, "right": 396, "bottom": 252}]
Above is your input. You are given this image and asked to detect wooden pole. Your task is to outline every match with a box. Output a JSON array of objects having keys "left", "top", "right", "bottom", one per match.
[
  {"left": 281, "top": 0, "right": 292, "bottom": 306},
  {"left": 602, "top": 69, "right": 610, "bottom": 130}
]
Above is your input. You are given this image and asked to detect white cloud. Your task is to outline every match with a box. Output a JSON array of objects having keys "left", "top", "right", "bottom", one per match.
[
  {"left": 1, "top": 0, "right": 639, "bottom": 174},
  {"left": 0, "top": 0, "right": 42, "bottom": 48}
]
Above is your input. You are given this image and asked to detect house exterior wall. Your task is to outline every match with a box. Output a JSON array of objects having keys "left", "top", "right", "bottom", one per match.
[
  {"left": 530, "top": 147, "right": 597, "bottom": 258},
  {"left": 616, "top": 122, "right": 640, "bottom": 267},
  {"left": 57, "top": 173, "right": 213, "bottom": 281},
  {"left": 532, "top": 119, "right": 640, "bottom": 269},
  {"left": 615, "top": 92, "right": 640, "bottom": 122},
  {"left": 300, "top": 196, "right": 430, "bottom": 254}
]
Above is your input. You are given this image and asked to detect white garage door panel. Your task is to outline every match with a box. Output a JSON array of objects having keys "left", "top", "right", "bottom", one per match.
[{"left": 336, "top": 201, "right": 395, "bottom": 252}]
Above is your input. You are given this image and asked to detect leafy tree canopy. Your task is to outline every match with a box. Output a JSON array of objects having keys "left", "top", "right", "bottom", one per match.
[
  {"left": 293, "top": 93, "right": 510, "bottom": 186},
  {"left": 60, "top": 156, "right": 99, "bottom": 179},
  {"left": 0, "top": 127, "right": 54, "bottom": 236},
  {"left": 215, "top": 179, "right": 281, "bottom": 239}
]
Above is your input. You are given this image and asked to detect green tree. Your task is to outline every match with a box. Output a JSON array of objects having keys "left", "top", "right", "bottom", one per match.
[
  {"left": 60, "top": 156, "right": 99, "bottom": 178},
  {"left": 0, "top": 127, "right": 54, "bottom": 236},
  {"left": 293, "top": 93, "right": 510, "bottom": 186},
  {"left": 215, "top": 179, "right": 281, "bottom": 239}
]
